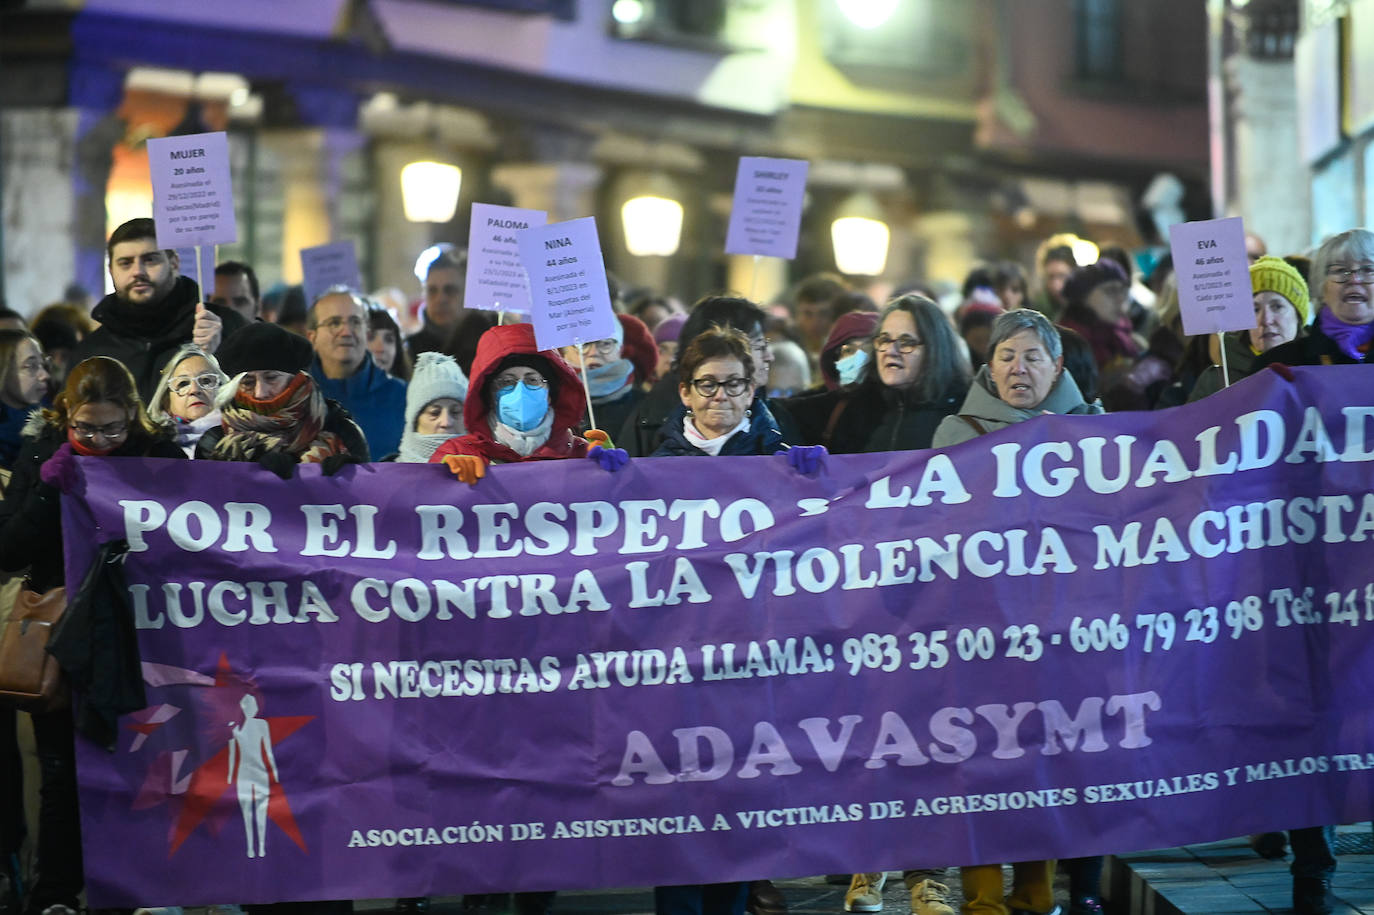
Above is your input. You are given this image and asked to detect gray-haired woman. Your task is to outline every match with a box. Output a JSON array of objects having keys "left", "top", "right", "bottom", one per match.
[
  {"left": 933, "top": 309, "right": 1102, "bottom": 448},
  {"left": 1256, "top": 227, "right": 1374, "bottom": 369},
  {"left": 148, "top": 343, "right": 230, "bottom": 457}
]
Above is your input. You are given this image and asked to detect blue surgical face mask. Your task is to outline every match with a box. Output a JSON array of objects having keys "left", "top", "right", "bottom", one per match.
[
  {"left": 835, "top": 348, "right": 870, "bottom": 386},
  {"left": 496, "top": 382, "right": 550, "bottom": 432}
]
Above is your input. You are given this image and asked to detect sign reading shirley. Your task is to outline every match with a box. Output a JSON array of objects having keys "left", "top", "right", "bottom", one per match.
[
  {"left": 299, "top": 241, "right": 362, "bottom": 306},
  {"left": 517, "top": 216, "right": 617, "bottom": 351},
  {"left": 1170, "top": 216, "right": 1254, "bottom": 336},
  {"left": 466, "top": 203, "right": 547, "bottom": 314},
  {"left": 148, "top": 131, "right": 237, "bottom": 249},
  {"left": 724, "top": 156, "right": 808, "bottom": 259},
  {"left": 63, "top": 366, "right": 1374, "bottom": 907}
]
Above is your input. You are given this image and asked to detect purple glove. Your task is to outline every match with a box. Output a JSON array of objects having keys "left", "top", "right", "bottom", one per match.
[
  {"left": 588, "top": 444, "right": 630, "bottom": 473},
  {"left": 781, "top": 444, "right": 828, "bottom": 475},
  {"left": 40, "top": 442, "right": 80, "bottom": 493}
]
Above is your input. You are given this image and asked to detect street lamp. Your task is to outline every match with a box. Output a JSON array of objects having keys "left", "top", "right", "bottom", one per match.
[
  {"left": 621, "top": 172, "right": 684, "bottom": 256},
  {"left": 401, "top": 160, "right": 462, "bottom": 223},
  {"left": 831, "top": 192, "right": 890, "bottom": 276},
  {"left": 835, "top": 0, "right": 901, "bottom": 29}
]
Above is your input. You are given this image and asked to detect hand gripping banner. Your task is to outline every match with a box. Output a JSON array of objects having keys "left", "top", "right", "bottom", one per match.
[{"left": 61, "top": 365, "right": 1374, "bottom": 906}]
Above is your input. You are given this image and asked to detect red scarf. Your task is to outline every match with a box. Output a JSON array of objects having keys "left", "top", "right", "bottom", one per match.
[{"left": 67, "top": 428, "right": 116, "bottom": 456}]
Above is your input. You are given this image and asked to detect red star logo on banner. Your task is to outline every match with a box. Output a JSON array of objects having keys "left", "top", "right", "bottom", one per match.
[{"left": 165, "top": 654, "right": 315, "bottom": 856}]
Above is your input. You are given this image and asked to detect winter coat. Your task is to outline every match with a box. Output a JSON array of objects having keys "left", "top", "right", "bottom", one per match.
[
  {"left": 1254, "top": 318, "right": 1374, "bottom": 368},
  {"left": 1187, "top": 331, "right": 1263, "bottom": 403},
  {"left": 308, "top": 354, "right": 407, "bottom": 458},
  {"left": 430, "top": 323, "right": 590, "bottom": 464},
  {"left": 785, "top": 376, "right": 964, "bottom": 454},
  {"left": 1059, "top": 302, "right": 1141, "bottom": 375},
  {"left": 652, "top": 398, "right": 787, "bottom": 457},
  {"left": 931, "top": 365, "right": 1103, "bottom": 448},
  {"left": 617, "top": 370, "right": 803, "bottom": 457},
  {"left": 73, "top": 276, "right": 250, "bottom": 403},
  {"left": 0, "top": 418, "right": 184, "bottom": 592}
]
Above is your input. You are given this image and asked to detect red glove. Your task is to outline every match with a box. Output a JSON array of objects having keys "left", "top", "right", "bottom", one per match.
[{"left": 441, "top": 453, "right": 487, "bottom": 485}]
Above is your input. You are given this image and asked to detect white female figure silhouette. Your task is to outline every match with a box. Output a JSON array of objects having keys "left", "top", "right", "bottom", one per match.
[{"left": 227, "top": 693, "right": 279, "bottom": 858}]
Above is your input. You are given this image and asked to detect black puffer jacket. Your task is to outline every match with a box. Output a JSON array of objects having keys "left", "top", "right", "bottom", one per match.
[{"left": 73, "top": 276, "right": 250, "bottom": 403}]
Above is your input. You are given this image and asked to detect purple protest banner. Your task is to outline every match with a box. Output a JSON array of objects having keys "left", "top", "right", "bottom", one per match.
[{"left": 62, "top": 366, "right": 1374, "bottom": 907}]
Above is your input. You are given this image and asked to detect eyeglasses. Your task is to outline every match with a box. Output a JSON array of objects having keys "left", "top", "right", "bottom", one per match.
[
  {"left": 71, "top": 420, "right": 128, "bottom": 440},
  {"left": 169, "top": 373, "right": 221, "bottom": 395},
  {"left": 1324, "top": 263, "right": 1374, "bottom": 284},
  {"left": 493, "top": 372, "right": 549, "bottom": 390},
  {"left": 690, "top": 376, "right": 750, "bottom": 398},
  {"left": 317, "top": 316, "right": 366, "bottom": 333},
  {"left": 577, "top": 339, "right": 620, "bottom": 357},
  {"left": 874, "top": 334, "right": 924, "bottom": 353}
]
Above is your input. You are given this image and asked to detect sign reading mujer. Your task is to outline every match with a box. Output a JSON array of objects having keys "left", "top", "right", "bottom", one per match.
[{"left": 64, "top": 366, "right": 1374, "bottom": 907}]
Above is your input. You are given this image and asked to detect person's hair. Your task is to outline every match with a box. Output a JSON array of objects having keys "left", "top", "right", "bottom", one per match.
[
  {"left": 275, "top": 285, "right": 309, "bottom": 329},
  {"left": 43, "top": 355, "right": 163, "bottom": 438},
  {"left": 832, "top": 291, "right": 879, "bottom": 316},
  {"left": 793, "top": 273, "right": 849, "bottom": 307},
  {"left": 148, "top": 344, "right": 231, "bottom": 423},
  {"left": 426, "top": 252, "right": 466, "bottom": 278},
  {"left": 876, "top": 295, "right": 971, "bottom": 402},
  {"left": 215, "top": 261, "right": 260, "bottom": 302},
  {"left": 988, "top": 308, "right": 1063, "bottom": 363},
  {"left": 368, "top": 307, "right": 412, "bottom": 381},
  {"left": 0, "top": 307, "right": 25, "bottom": 325},
  {"left": 0, "top": 329, "right": 42, "bottom": 402},
  {"left": 1056, "top": 325, "right": 1098, "bottom": 402},
  {"left": 1037, "top": 233, "right": 1080, "bottom": 271},
  {"left": 107, "top": 217, "right": 169, "bottom": 261},
  {"left": 1309, "top": 228, "right": 1374, "bottom": 302},
  {"left": 992, "top": 261, "right": 1029, "bottom": 299},
  {"left": 30, "top": 303, "right": 94, "bottom": 338},
  {"left": 306, "top": 285, "right": 367, "bottom": 328},
  {"left": 676, "top": 325, "right": 756, "bottom": 391},
  {"left": 31, "top": 318, "right": 77, "bottom": 357},
  {"left": 442, "top": 310, "right": 501, "bottom": 377},
  {"left": 961, "top": 266, "right": 996, "bottom": 299},
  {"left": 1099, "top": 245, "right": 1135, "bottom": 282},
  {"left": 675, "top": 296, "right": 766, "bottom": 372}
]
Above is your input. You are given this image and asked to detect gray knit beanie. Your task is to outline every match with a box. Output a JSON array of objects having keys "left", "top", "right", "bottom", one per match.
[{"left": 405, "top": 351, "right": 469, "bottom": 431}]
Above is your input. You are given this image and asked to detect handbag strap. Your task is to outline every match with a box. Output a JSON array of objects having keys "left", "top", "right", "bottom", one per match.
[{"left": 959, "top": 414, "right": 988, "bottom": 436}]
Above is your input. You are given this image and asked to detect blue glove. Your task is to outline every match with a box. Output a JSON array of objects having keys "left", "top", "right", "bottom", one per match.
[
  {"left": 588, "top": 444, "right": 630, "bottom": 473},
  {"left": 781, "top": 444, "right": 828, "bottom": 475},
  {"left": 40, "top": 443, "right": 80, "bottom": 493}
]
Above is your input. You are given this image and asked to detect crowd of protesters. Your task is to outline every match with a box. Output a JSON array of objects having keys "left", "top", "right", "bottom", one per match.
[{"left": 1, "top": 215, "right": 1371, "bottom": 915}]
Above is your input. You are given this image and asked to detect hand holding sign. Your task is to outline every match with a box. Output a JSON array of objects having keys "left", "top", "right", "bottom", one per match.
[{"left": 193, "top": 302, "right": 223, "bottom": 353}]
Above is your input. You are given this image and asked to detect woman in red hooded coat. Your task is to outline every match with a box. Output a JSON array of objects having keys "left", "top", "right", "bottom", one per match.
[{"left": 430, "top": 322, "right": 625, "bottom": 481}]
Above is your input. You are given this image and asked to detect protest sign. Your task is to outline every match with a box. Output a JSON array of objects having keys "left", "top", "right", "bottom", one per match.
[
  {"left": 173, "top": 247, "right": 216, "bottom": 294},
  {"left": 148, "top": 131, "right": 238, "bottom": 249},
  {"left": 466, "top": 203, "right": 547, "bottom": 314},
  {"left": 1170, "top": 216, "right": 1255, "bottom": 336},
  {"left": 724, "top": 156, "right": 808, "bottom": 260},
  {"left": 517, "top": 217, "right": 617, "bottom": 352},
  {"left": 64, "top": 366, "right": 1374, "bottom": 906},
  {"left": 300, "top": 241, "right": 362, "bottom": 306}
]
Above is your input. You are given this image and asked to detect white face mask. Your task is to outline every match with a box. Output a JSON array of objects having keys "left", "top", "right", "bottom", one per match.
[{"left": 835, "top": 348, "right": 870, "bottom": 386}]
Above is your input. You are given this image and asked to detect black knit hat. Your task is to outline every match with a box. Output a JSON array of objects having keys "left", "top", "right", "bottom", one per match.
[
  {"left": 216, "top": 322, "right": 313, "bottom": 377},
  {"left": 484, "top": 353, "right": 559, "bottom": 407}
]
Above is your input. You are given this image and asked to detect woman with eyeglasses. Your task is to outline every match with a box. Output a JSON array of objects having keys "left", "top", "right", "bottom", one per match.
[
  {"left": 1255, "top": 228, "right": 1374, "bottom": 371},
  {"left": 0, "top": 356, "right": 182, "bottom": 915},
  {"left": 148, "top": 343, "right": 231, "bottom": 457},
  {"left": 431, "top": 323, "right": 628, "bottom": 493},
  {"left": 786, "top": 296, "right": 970, "bottom": 456},
  {"left": 0, "top": 329, "right": 51, "bottom": 469},
  {"left": 556, "top": 314, "right": 657, "bottom": 441},
  {"left": 652, "top": 326, "right": 827, "bottom": 474}
]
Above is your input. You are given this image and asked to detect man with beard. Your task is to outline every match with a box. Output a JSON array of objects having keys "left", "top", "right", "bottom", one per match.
[{"left": 75, "top": 218, "right": 249, "bottom": 401}]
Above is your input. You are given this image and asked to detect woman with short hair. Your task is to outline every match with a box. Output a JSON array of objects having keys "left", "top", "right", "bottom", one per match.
[{"left": 148, "top": 343, "right": 230, "bottom": 457}]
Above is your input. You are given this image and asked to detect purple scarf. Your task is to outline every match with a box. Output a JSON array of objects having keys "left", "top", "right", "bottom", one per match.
[{"left": 1318, "top": 308, "right": 1374, "bottom": 361}]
